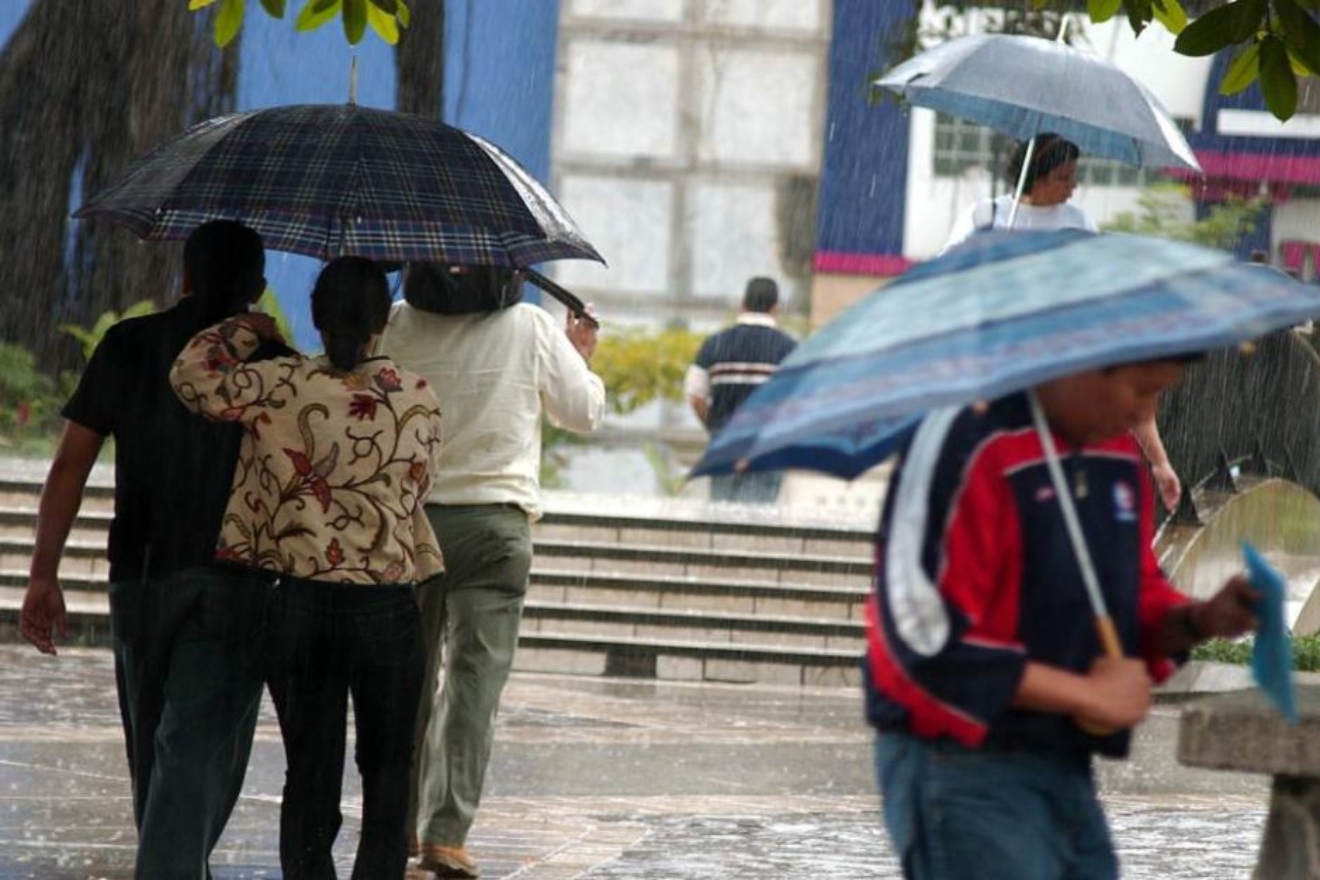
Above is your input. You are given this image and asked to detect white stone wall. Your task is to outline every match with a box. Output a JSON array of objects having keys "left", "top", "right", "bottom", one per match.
[{"left": 551, "top": 0, "right": 831, "bottom": 324}]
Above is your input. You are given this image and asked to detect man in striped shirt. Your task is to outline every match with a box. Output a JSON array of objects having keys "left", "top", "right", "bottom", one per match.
[{"left": 685, "top": 277, "right": 796, "bottom": 503}]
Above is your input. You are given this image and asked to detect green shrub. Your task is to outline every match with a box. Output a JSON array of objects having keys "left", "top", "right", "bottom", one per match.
[
  {"left": 0, "top": 343, "right": 64, "bottom": 450},
  {"left": 1191, "top": 633, "right": 1320, "bottom": 672}
]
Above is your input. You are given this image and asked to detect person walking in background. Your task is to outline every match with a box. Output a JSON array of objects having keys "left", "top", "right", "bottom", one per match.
[
  {"left": 942, "top": 134, "right": 1182, "bottom": 513},
  {"left": 170, "top": 256, "right": 443, "bottom": 880},
  {"left": 685, "top": 276, "right": 797, "bottom": 504},
  {"left": 380, "top": 262, "right": 604, "bottom": 879},
  {"left": 19, "top": 221, "right": 289, "bottom": 879},
  {"left": 942, "top": 133, "right": 1098, "bottom": 249}
]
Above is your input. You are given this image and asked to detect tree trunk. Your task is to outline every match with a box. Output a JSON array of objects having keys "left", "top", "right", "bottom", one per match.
[
  {"left": 0, "top": 0, "right": 233, "bottom": 372},
  {"left": 396, "top": 0, "right": 444, "bottom": 118}
]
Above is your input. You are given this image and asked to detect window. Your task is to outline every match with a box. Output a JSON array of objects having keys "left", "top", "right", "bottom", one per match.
[{"left": 931, "top": 114, "right": 1183, "bottom": 188}]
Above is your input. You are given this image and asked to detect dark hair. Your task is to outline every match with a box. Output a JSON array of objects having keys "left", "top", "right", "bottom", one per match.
[
  {"left": 184, "top": 221, "right": 266, "bottom": 324},
  {"left": 310, "top": 257, "right": 391, "bottom": 372},
  {"left": 403, "top": 263, "right": 524, "bottom": 315},
  {"left": 742, "top": 277, "right": 779, "bottom": 313},
  {"left": 1005, "top": 134, "right": 1081, "bottom": 193}
]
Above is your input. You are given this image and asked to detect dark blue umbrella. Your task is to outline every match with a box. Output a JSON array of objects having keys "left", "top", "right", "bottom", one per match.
[
  {"left": 693, "top": 229, "right": 1320, "bottom": 480},
  {"left": 74, "top": 103, "right": 603, "bottom": 269}
]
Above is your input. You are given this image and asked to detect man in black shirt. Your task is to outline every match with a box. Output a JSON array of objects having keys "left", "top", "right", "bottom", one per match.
[
  {"left": 20, "top": 221, "right": 287, "bottom": 879},
  {"left": 684, "top": 276, "right": 797, "bottom": 503}
]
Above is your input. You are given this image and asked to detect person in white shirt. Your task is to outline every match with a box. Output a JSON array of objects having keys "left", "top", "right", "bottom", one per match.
[
  {"left": 379, "top": 262, "right": 604, "bottom": 879},
  {"left": 943, "top": 134, "right": 1181, "bottom": 512},
  {"left": 942, "top": 133, "right": 1098, "bottom": 252}
]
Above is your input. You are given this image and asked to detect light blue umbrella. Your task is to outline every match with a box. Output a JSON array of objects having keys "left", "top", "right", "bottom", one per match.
[
  {"left": 692, "top": 229, "right": 1320, "bottom": 480},
  {"left": 875, "top": 33, "right": 1201, "bottom": 175}
]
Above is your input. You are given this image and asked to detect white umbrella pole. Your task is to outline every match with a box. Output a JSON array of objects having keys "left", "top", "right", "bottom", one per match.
[
  {"left": 1006, "top": 138, "right": 1035, "bottom": 229},
  {"left": 1007, "top": 18, "right": 1069, "bottom": 229},
  {"left": 1027, "top": 391, "right": 1125, "bottom": 660}
]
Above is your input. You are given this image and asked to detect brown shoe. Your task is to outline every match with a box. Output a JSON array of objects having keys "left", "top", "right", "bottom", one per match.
[{"left": 418, "top": 844, "right": 479, "bottom": 878}]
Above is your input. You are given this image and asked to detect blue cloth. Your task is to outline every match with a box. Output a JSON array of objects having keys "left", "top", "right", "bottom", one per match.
[
  {"left": 874, "top": 733, "right": 1118, "bottom": 880},
  {"left": 693, "top": 230, "right": 1320, "bottom": 479},
  {"left": 1244, "top": 542, "right": 1298, "bottom": 724}
]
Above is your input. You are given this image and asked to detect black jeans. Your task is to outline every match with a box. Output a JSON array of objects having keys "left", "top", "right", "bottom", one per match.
[
  {"left": 265, "top": 577, "right": 424, "bottom": 880},
  {"left": 110, "top": 565, "right": 267, "bottom": 880}
]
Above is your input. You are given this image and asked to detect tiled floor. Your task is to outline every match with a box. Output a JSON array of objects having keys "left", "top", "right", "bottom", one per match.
[{"left": 0, "top": 644, "right": 1271, "bottom": 879}]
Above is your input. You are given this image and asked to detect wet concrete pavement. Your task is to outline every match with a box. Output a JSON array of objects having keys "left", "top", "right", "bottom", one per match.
[{"left": 0, "top": 644, "right": 1271, "bottom": 879}]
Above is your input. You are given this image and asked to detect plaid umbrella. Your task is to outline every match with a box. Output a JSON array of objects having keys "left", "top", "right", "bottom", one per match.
[
  {"left": 74, "top": 103, "right": 603, "bottom": 268},
  {"left": 692, "top": 229, "right": 1320, "bottom": 480}
]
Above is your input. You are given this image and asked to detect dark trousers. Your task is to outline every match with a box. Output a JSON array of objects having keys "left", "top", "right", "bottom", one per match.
[
  {"left": 109, "top": 565, "right": 268, "bottom": 880},
  {"left": 266, "top": 577, "right": 425, "bottom": 880}
]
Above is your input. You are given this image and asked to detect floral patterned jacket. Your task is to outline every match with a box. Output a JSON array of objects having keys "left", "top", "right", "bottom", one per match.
[{"left": 170, "top": 317, "right": 444, "bottom": 584}]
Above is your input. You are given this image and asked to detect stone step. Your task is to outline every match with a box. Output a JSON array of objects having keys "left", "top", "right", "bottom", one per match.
[
  {"left": 0, "top": 587, "right": 863, "bottom": 688},
  {"left": 530, "top": 569, "right": 866, "bottom": 618},
  {"left": 0, "top": 529, "right": 873, "bottom": 587},
  {"left": 0, "top": 467, "right": 876, "bottom": 686}
]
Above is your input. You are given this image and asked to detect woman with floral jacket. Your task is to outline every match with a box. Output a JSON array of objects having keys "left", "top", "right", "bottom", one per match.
[{"left": 171, "top": 256, "right": 443, "bottom": 880}]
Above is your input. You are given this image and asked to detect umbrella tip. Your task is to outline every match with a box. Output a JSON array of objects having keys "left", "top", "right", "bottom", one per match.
[
  {"left": 1239, "top": 340, "right": 1258, "bottom": 356},
  {"left": 734, "top": 458, "right": 750, "bottom": 474},
  {"left": 349, "top": 55, "right": 358, "bottom": 106},
  {"left": 972, "top": 400, "right": 990, "bottom": 414}
]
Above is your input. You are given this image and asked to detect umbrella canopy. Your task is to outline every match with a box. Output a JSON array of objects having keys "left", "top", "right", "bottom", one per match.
[
  {"left": 74, "top": 103, "right": 603, "bottom": 268},
  {"left": 875, "top": 33, "right": 1201, "bottom": 173},
  {"left": 693, "top": 229, "right": 1320, "bottom": 479}
]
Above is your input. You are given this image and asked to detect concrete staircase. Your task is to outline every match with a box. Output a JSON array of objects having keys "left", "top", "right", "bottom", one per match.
[{"left": 0, "top": 464, "right": 877, "bottom": 687}]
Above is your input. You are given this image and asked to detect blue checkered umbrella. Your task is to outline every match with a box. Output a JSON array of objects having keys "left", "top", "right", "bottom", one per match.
[
  {"left": 693, "top": 229, "right": 1320, "bottom": 479},
  {"left": 74, "top": 103, "right": 603, "bottom": 268}
]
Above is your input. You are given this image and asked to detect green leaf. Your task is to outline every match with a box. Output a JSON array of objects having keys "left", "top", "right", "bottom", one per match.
[
  {"left": 259, "top": 0, "right": 287, "bottom": 18},
  {"left": 367, "top": 2, "right": 400, "bottom": 43},
  {"left": 256, "top": 288, "right": 294, "bottom": 344},
  {"left": 295, "top": 0, "right": 340, "bottom": 31},
  {"left": 1273, "top": 0, "right": 1320, "bottom": 74},
  {"left": 1089, "top": 0, "right": 1123, "bottom": 20},
  {"left": 190, "top": 0, "right": 221, "bottom": 9},
  {"left": 343, "top": 0, "right": 368, "bottom": 44},
  {"left": 396, "top": 0, "right": 410, "bottom": 27},
  {"left": 215, "top": 0, "right": 245, "bottom": 47},
  {"left": 1175, "top": 0, "right": 1268, "bottom": 56},
  {"left": 1260, "top": 34, "right": 1299, "bottom": 119},
  {"left": 1220, "top": 41, "right": 1262, "bottom": 93},
  {"left": 1127, "top": 0, "right": 1154, "bottom": 35},
  {"left": 1152, "top": 0, "right": 1189, "bottom": 33}
]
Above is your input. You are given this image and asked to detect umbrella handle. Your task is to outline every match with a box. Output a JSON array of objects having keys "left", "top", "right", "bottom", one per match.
[
  {"left": 1075, "top": 615, "right": 1126, "bottom": 737},
  {"left": 1094, "top": 614, "right": 1123, "bottom": 659},
  {"left": 523, "top": 268, "right": 600, "bottom": 329}
]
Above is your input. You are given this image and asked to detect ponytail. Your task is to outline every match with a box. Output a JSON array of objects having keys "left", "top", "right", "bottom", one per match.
[{"left": 324, "top": 331, "right": 369, "bottom": 372}]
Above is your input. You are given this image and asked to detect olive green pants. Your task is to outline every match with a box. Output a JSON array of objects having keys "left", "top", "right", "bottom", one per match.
[{"left": 410, "top": 503, "right": 532, "bottom": 847}]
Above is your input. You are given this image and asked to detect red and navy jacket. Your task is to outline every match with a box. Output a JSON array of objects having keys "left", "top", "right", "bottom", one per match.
[{"left": 864, "top": 393, "right": 1189, "bottom": 760}]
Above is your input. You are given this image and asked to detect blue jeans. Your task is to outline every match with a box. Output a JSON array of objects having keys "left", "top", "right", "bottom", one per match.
[
  {"left": 266, "top": 577, "right": 425, "bottom": 880},
  {"left": 874, "top": 733, "right": 1118, "bottom": 880},
  {"left": 110, "top": 565, "right": 268, "bottom": 880},
  {"left": 709, "top": 470, "right": 783, "bottom": 504}
]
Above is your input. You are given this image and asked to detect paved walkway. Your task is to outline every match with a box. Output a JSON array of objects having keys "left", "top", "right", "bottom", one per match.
[{"left": 0, "top": 644, "right": 1276, "bottom": 879}]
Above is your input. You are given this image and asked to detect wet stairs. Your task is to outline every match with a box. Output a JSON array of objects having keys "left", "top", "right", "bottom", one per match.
[{"left": 0, "top": 463, "right": 876, "bottom": 687}]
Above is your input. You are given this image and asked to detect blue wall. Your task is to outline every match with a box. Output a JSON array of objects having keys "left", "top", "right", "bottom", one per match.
[
  {"left": 1, "top": 1, "right": 561, "bottom": 351},
  {"left": 814, "top": 1, "right": 912, "bottom": 270}
]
